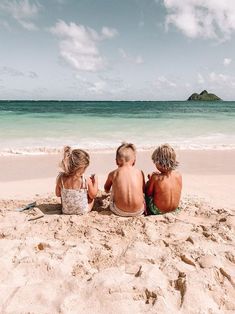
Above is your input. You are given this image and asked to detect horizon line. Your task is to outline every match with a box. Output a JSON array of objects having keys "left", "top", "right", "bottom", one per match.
[{"left": 0, "top": 99, "right": 228, "bottom": 102}]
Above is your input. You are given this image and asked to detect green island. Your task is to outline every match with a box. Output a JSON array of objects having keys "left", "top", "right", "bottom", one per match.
[{"left": 188, "top": 90, "right": 221, "bottom": 101}]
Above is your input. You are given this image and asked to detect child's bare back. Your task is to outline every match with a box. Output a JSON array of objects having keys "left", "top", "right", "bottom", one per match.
[
  {"left": 148, "top": 170, "right": 182, "bottom": 212},
  {"left": 104, "top": 143, "right": 145, "bottom": 216},
  {"left": 146, "top": 144, "right": 182, "bottom": 215},
  {"left": 107, "top": 165, "right": 144, "bottom": 212}
]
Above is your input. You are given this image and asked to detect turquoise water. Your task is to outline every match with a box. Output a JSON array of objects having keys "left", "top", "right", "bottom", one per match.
[{"left": 0, "top": 100, "right": 235, "bottom": 154}]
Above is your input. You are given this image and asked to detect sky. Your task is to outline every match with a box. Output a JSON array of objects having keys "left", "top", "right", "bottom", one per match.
[{"left": 0, "top": 0, "right": 235, "bottom": 100}]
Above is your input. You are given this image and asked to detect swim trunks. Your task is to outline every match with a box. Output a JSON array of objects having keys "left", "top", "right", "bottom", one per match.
[
  {"left": 145, "top": 195, "right": 180, "bottom": 216},
  {"left": 109, "top": 193, "right": 144, "bottom": 217}
]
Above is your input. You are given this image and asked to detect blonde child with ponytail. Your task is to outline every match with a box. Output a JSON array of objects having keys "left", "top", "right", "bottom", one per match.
[{"left": 56, "top": 146, "right": 98, "bottom": 214}]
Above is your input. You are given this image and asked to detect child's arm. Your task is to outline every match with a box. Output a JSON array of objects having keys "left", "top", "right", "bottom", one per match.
[
  {"left": 141, "top": 170, "right": 145, "bottom": 193},
  {"left": 87, "top": 174, "right": 98, "bottom": 199},
  {"left": 55, "top": 174, "right": 62, "bottom": 197},
  {"left": 104, "top": 171, "right": 114, "bottom": 193},
  {"left": 146, "top": 174, "right": 157, "bottom": 197}
]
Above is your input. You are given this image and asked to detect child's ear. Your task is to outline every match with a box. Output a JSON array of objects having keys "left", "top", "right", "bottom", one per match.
[{"left": 132, "top": 159, "right": 136, "bottom": 166}]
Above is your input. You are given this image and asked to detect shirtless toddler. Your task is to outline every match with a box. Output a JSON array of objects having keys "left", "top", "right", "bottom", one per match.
[
  {"left": 104, "top": 143, "right": 145, "bottom": 217},
  {"left": 145, "top": 144, "right": 182, "bottom": 215}
]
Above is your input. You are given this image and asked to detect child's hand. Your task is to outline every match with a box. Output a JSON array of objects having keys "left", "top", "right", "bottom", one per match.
[{"left": 90, "top": 174, "right": 97, "bottom": 184}]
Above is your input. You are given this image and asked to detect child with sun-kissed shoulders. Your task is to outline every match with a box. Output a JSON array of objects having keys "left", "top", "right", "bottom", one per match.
[
  {"left": 145, "top": 143, "right": 182, "bottom": 215},
  {"left": 104, "top": 143, "right": 145, "bottom": 217}
]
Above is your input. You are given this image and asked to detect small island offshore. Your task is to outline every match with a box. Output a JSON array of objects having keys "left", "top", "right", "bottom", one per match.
[{"left": 188, "top": 90, "right": 221, "bottom": 101}]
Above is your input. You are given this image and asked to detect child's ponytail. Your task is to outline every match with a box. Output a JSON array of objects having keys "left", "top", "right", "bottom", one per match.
[
  {"left": 60, "top": 146, "right": 90, "bottom": 176},
  {"left": 63, "top": 145, "right": 72, "bottom": 158},
  {"left": 61, "top": 146, "right": 72, "bottom": 175}
]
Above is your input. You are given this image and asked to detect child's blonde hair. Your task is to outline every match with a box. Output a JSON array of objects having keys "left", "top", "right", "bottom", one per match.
[
  {"left": 60, "top": 146, "right": 90, "bottom": 176},
  {"left": 152, "top": 144, "right": 179, "bottom": 171},
  {"left": 116, "top": 142, "right": 136, "bottom": 163}
]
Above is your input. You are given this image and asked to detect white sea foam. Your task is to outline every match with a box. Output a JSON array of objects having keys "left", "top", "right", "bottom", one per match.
[{"left": 1, "top": 142, "right": 235, "bottom": 156}]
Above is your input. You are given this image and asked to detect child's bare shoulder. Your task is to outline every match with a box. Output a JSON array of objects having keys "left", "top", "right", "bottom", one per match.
[
  {"left": 172, "top": 170, "right": 182, "bottom": 179},
  {"left": 134, "top": 167, "right": 143, "bottom": 174},
  {"left": 109, "top": 169, "right": 118, "bottom": 178},
  {"left": 131, "top": 168, "right": 143, "bottom": 179},
  {"left": 56, "top": 172, "right": 64, "bottom": 183},
  {"left": 151, "top": 172, "right": 161, "bottom": 180}
]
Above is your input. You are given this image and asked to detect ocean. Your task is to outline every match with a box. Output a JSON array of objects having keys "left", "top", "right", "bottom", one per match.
[{"left": 0, "top": 100, "right": 235, "bottom": 155}]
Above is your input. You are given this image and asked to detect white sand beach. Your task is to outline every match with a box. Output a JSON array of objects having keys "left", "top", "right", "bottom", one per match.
[{"left": 0, "top": 149, "right": 235, "bottom": 313}]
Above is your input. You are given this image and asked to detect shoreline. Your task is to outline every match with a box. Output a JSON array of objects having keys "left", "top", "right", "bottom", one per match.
[
  {"left": 1, "top": 149, "right": 235, "bottom": 209},
  {"left": 1, "top": 146, "right": 235, "bottom": 157}
]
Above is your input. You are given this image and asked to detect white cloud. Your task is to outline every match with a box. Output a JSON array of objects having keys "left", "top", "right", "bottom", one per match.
[
  {"left": 88, "top": 80, "right": 107, "bottom": 94},
  {"left": 7, "top": 0, "right": 39, "bottom": 20},
  {"left": 0, "top": 66, "right": 38, "bottom": 78},
  {"left": 50, "top": 21, "right": 118, "bottom": 72},
  {"left": 135, "top": 55, "right": 144, "bottom": 64},
  {"left": 119, "top": 48, "right": 144, "bottom": 64},
  {"left": 72, "top": 73, "right": 130, "bottom": 99},
  {"left": 28, "top": 71, "right": 38, "bottom": 78},
  {"left": 0, "top": 0, "right": 41, "bottom": 31},
  {"left": 101, "top": 27, "right": 118, "bottom": 39},
  {"left": 154, "top": 76, "right": 177, "bottom": 88},
  {"left": 163, "top": 0, "right": 235, "bottom": 40},
  {"left": 197, "top": 73, "right": 205, "bottom": 84},
  {"left": 119, "top": 48, "right": 128, "bottom": 59},
  {"left": 53, "top": 0, "right": 66, "bottom": 3},
  {"left": 223, "top": 58, "right": 232, "bottom": 66},
  {"left": 18, "top": 20, "right": 38, "bottom": 30},
  {"left": 193, "top": 71, "right": 235, "bottom": 90},
  {"left": 0, "top": 20, "right": 11, "bottom": 31},
  {"left": 0, "top": 66, "right": 24, "bottom": 77},
  {"left": 75, "top": 74, "right": 127, "bottom": 97},
  {"left": 209, "top": 72, "right": 229, "bottom": 83},
  {"left": 196, "top": 71, "right": 235, "bottom": 88}
]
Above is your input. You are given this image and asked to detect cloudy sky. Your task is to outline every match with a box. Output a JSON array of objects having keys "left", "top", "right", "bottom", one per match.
[{"left": 0, "top": 0, "right": 235, "bottom": 100}]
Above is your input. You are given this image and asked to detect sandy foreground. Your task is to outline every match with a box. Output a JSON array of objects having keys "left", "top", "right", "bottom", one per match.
[{"left": 0, "top": 150, "right": 235, "bottom": 313}]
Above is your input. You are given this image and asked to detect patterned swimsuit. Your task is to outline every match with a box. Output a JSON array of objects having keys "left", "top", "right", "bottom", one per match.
[{"left": 61, "top": 175, "right": 90, "bottom": 215}]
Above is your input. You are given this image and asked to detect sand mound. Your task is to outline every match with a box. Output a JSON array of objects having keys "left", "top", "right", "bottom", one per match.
[{"left": 0, "top": 194, "right": 235, "bottom": 314}]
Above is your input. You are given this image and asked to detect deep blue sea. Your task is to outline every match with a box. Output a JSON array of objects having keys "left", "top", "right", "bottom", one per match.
[{"left": 0, "top": 100, "right": 235, "bottom": 154}]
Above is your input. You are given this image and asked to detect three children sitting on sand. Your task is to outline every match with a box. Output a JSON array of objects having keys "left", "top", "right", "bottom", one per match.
[{"left": 55, "top": 143, "right": 182, "bottom": 216}]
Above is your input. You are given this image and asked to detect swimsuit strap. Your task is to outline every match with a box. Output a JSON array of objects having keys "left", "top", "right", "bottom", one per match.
[
  {"left": 61, "top": 175, "right": 64, "bottom": 188},
  {"left": 60, "top": 174, "right": 87, "bottom": 190}
]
